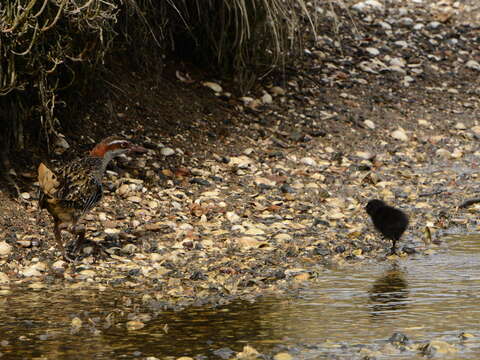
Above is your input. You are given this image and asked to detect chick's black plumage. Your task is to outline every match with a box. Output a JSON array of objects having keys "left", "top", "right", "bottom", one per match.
[{"left": 366, "top": 199, "right": 409, "bottom": 254}]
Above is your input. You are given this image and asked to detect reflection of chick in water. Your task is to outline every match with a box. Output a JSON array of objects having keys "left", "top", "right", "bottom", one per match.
[{"left": 369, "top": 265, "right": 409, "bottom": 317}]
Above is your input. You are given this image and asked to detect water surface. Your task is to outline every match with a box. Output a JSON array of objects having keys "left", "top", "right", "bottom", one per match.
[{"left": 1, "top": 235, "right": 480, "bottom": 359}]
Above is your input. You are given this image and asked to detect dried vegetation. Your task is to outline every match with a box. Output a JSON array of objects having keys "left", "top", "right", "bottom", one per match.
[{"left": 0, "top": 0, "right": 319, "bottom": 150}]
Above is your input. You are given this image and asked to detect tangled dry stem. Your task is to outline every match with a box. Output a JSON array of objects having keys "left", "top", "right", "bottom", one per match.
[{"left": 0, "top": 0, "right": 323, "bottom": 150}]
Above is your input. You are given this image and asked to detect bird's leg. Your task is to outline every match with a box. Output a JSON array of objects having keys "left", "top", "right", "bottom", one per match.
[
  {"left": 70, "top": 224, "right": 108, "bottom": 260},
  {"left": 70, "top": 224, "right": 86, "bottom": 255},
  {"left": 389, "top": 240, "right": 398, "bottom": 255},
  {"left": 54, "top": 220, "right": 74, "bottom": 262}
]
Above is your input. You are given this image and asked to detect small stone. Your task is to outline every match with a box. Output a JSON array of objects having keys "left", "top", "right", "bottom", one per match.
[
  {"left": 190, "top": 178, "right": 211, "bottom": 186},
  {"left": 413, "top": 23, "right": 424, "bottom": 30},
  {"left": 126, "top": 320, "right": 145, "bottom": 331},
  {"left": 105, "top": 228, "right": 121, "bottom": 235},
  {"left": 455, "top": 122, "right": 467, "bottom": 130},
  {"left": 122, "top": 244, "right": 137, "bottom": 254},
  {"left": 274, "top": 353, "right": 293, "bottom": 360},
  {"left": 202, "top": 81, "right": 222, "bottom": 93},
  {"left": 394, "top": 40, "right": 408, "bottom": 48},
  {"left": 389, "top": 57, "right": 406, "bottom": 67},
  {"left": 451, "top": 149, "right": 463, "bottom": 159},
  {"left": 147, "top": 200, "right": 159, "bottom": 209},
  {"left": 22, "top": 265, "right": 43, "bottom": 277},
  {"left": 314, "top": 246, "right": 330, "bottom": 256},
  {"left": 0, "top": 272, "right": 9, "bottom": 284},
  {"left": 79, "top": 269, "right": 96, "bottom": 278},
  {"left": 418, "top": 119, "right": 430, "bottom": 127},
  {"left": 160, "top": 147, "right": 175, "bottom": 157},
  {"left": 352, "top": 0, "right": 384, "bottom": 12},
  {"left": 71, "top": 317, "right": 82, "bottom": 329},
  {"left": 150, "top": 253, "right": 163, "bottom": 262},
  {"left": 274, "top": 233, "right": 292, "bottom": 241},
  {"left": 378, "top": 21, "right": 391, "bottom": 30},
  {"left": 300, "top": 157, "right": 317, "bottom": 166},
  {"left": 421, "top": 340, "right": 457, "bottom": 355},
  {"left": 270, "top": 86, "right": 286, "bottom": 96},
  {"left": 280, "top": 183, "right": 295, "bottom": 194},
  {"left": 20, "top": 192, "right": 31, "bottom": 200},
  {"left": 427, "top": 21, "right": 441, "bottom": 29},
  {"left": 127, "top": 196, "right": 142, "bottom": 203},
  {"left": 366, "top": 47, "right": 380, "bottom": 56},
  {"left": 226, "top": 211, "right": 241, "bottom": 223},
  {"left": 261, "top": 93, "right": 273, "bottom": 104},
  {"left": 471, "top": 126, "right": 480, "bottom": 135},
  {"left": 0, "top": 242, "right": 12, "bottom": 256},
  {"left": 466, "top": 60, "right": 480, "bottom": 71},
  {"left": 117, "top": 184, "right": 131, "bottom": 196},
  {"left": 389, "top": 332, "right": 409, "bottom": 346},
  {"left": 364, "top": 119, "right": 375, "bottom": 129},
  {"left": 436, "top": 148, "right": 451, "bottom": 158},
  {"left": 399, "top": 17, "right": 414, "bottom": 26},
  {"left": 391, "top": 128, "right": 408, "bottom": 141},
  {"left": 237, "top": 237, "right": 263, "bottom": 249}
]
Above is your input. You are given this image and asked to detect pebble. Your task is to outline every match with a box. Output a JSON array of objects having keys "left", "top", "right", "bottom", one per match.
[
  {"left": 364, "top": 119, "right": 375, "bottom": 129},
  {"left": 261, "top": 92, "right": 273, "bottom": 104},
  {"left": 418, "top": 119, "right": 430, "bottom": 127},
  {"left": 413, "top": 23, "right": 424, "bottom": 30},
  {"left": 127, "top": 196, "right": 142, "bottom": 203},
  {"left": 427, "top": 21, "right": 441, "bottom": 29},
  {"left": 436, "top": 148, "right": 451, "bottom": 158},
  {"left": 226, "top": 211, "right": 241, "bottom": 223},
  {"left": 270, "top": 86, "right": 286, "bottom": 96},
  {"left": 398, "top": 17, "right": 414, "bottom": 26},
  {"left": 466, "top": 60, "right": 480, "bottom": 71},
  {"left": 122, "top": 244, "right": 137, "bottom": 254},
  {"left": 390, "top": 128, "right": 408, "bottom": 141},
  {"left": 117, "top": 184, "right": 131, "bottom": 196},
  {"left": 0, "top": 242, "right": 12, "bottom": 256},
  {"left": 190, "top": 178, "right": 211, "bottom": 186},
  {"left": 126, "top": 320, "right": 145, "bottom": 331},
  {"left": 274, "top": 233, "right": 292, "bottom": 241},
  {"left": 389, "top": 332, "right": 409, "bottom": 346},
  {"left": 160, "top": 147, "right": 175, "bottom": 156},
  {"left": 71, "top": 317, "right": 82, "bottom": 329},
  {"left": 105, "top": 228, "right": 121, "bottom": 235},
  {"left": 52, "top": 260, "right": 66, "bottom": 270},
  {"left": 300, "top": 157, "right": 317, "bottom": 166},
  {"left": 366, "top": 47, "right": 380, "bottom": 56},
  {"left": 274, "top": 353, "right": 293, "bottom": 360},
  {"left": 237, "top": 237, "right": 264, "bottom": 249},
  {"left": 0, "top": 272, "right": 9, "bottom": 284},
  {"left": 352, "top": 0, "right": 384, "bottom": 12},
  {"left": 421, "top": 340, "right": 457, "bottom": 355},
  {"left": 22, "top": 264, "right": 44, "bottom": 277},
  {"left": 202, "top": 81, "right": 222, "bottom": 93},
  {"left": 20, "top": 192, "right": 30, "bottom": 200}
]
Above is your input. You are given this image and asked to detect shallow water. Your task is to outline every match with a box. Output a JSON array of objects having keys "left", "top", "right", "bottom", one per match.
[{"left": 1, "top": 235, "right": 480, "bottom": 359}]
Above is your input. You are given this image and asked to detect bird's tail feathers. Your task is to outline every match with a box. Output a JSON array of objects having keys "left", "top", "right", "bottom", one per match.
[{"left": 38, "top": 163, "right": 59, "bottom": 196}]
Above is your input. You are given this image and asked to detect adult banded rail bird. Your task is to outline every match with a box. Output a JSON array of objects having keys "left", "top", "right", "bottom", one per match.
[
  {"left": 365, "top": 199, "right": 409, "bottom": 255},
  {"left": 38, "top": 136, "right": 147, "bottom": 261}
]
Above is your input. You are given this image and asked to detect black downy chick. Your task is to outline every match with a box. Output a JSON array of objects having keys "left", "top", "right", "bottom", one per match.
[{"left": 365, "top": 199, "right": 409, "bottom": 255}]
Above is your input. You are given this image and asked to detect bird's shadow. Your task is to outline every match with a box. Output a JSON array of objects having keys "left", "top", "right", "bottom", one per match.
[{"left": 368, "top": 263, "right": 410, "bottom": 319}]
